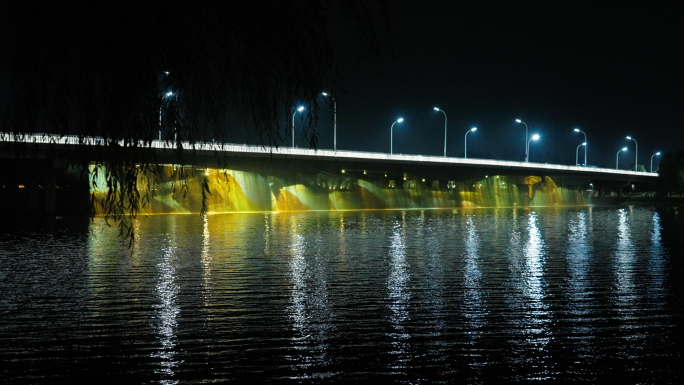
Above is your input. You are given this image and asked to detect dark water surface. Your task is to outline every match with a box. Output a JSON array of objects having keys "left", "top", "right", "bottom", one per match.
[{"left": 2, "top": 207, "right": 684, "bottom": 384}]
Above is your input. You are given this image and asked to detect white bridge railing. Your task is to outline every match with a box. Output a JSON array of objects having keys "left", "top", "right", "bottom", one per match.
[{"left": 0, "top": 132, "right": 657, "bottom": 178}]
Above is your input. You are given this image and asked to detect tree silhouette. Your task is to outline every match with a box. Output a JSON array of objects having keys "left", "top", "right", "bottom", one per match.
[{"left": 1, "top": 1, "right": 390, "bottom": 241}]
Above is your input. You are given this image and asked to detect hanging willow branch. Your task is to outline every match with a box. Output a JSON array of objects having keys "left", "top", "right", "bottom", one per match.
[{"left": 1, "top": 0, "right": 392, "bottom": 244}]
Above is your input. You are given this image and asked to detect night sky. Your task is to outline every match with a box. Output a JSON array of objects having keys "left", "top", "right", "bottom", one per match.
[
  {"left": 316, "top": 2, "right": 684, "bottom": 170},
  {"left": 1, "top": 2, "right": 682, "bottom": 171}
]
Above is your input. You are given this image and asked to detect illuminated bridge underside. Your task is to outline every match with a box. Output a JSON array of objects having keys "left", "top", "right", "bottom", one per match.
[
  {"left": 91, "top": 163, "right": 601, "bottom": 215},
  {"left": 0, "top": 135, "right": 657, "bottom": 214}
]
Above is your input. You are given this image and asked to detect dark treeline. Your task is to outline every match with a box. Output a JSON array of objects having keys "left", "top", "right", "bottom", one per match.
[{"left": 658, "top": 150, "right": 684, "bottom": 196}]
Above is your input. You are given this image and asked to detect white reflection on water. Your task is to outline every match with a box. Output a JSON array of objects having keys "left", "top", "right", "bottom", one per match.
[
  {"left": 201, "top": 215, "right": 211, "bottom": 282},
  {"left": 567, "top": 211, "right": 592, "bottom": 303},
  {"left": 387, "top": 213, "right": 411, "bottom": 370},
  {"left": 522, "top": 212, "right": 551, "bottom": 349},
  {"left": 649, "top": 211, "right": 666, "bottom": 303},
  {"left": 425, "top": 218, "right": 446, "bottom": 341},
  {"left": 152, "top": 242, "right": 180, "bottom": 385},
  {"left": 614, "top": 208, "right": 636, "bottom": 316},
  {"left": 506, "top": 210, "right": 552, "bottom": 377},
  {"left": 566, "top": 210, "right": 595, "bottom": 352},
  {"left": 288, "top": 216, "right": 335, "bottom": 378},
  {"left": 463, "top": 215, "right": 486, "bottom": 336}
]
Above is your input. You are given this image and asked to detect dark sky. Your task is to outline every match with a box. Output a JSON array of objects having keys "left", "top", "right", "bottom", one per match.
[
  {"left": 314, "top": 1, "right": 684, "bottom": 170},
  {"left": 1, "top": 2, "right": 682, "bottom": 171}
]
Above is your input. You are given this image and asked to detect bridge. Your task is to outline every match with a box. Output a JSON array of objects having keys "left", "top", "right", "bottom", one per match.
[{"left": 0, "top": 133, "right": 658, "bottom": 215}]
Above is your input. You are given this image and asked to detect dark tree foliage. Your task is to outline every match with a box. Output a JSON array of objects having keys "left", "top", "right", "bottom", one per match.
[
  {"left": 1, "top": 1, "right": 390, "bottom": 241},
  {"left": 658, "top": 150, "right": 684, "bottom": 196}
]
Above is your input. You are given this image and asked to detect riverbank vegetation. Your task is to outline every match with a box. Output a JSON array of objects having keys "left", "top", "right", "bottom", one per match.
[{"left": 658, "top": 150, "right": 684, "bottom": 196}]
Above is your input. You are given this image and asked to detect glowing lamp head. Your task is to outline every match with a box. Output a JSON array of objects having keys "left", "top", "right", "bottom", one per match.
[
  {"left": 515, "top": 119, "right": 522, "bottom": 123},
  {"left": 297, "top": 106, "right": 305, "bottom": 112},
  {"left": 626, "top": 136, "right": 632, "bottom": 140},
  {"left": 433, "top": 107, "right": 440, "bottom": 111},
  {"left": 165, "top": 91, "right": 173, "bottom": 97},
  {"left": 581, "top": 142, "right": 587, "bottom": 146},
  {"left": 471, "top": 127, "right": 477, "bottom": 132},
  {"left": 656, "top": 152, "right": 661, "bottom": 155},
  {"left": 321, "top": 92, "right": 328, "bottom": 96},
  {"left": 622, "top": 147, "right": 628, "bottom": 151},
  {"left": 397, "top": 118, "right": 404, "bottom": 123},
  {"left": 574, "top": 128, "right": 580, "bottom": 132},
  {"left": 532, "top": 134, "right": 540, "bottom": 140}
]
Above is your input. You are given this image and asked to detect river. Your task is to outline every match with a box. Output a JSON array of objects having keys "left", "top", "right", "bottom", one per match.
[{"left": 1, "top": 206, "right": 683, "bottom": 383}]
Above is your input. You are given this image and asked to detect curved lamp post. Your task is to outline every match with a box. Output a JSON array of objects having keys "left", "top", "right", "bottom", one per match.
[
  {"left": 616, "top": 147, "right": 628, "bottom": 169},
  {"left": 527, "top": 134, "right": 540, "bottom": 162},
  {"left": 574, "top": 128, "right": 587, "bottom": 166},
  {"left": 322, "top": 92, "right": 337, "bottom": 154},
  {"left": 434, "top": 107, "right": 447, "bottom": 157},
  {"left": 292, "top": 106, "right": 305, "bottom": 148},
  {"left": 515, "top": 119, "right": 529, "bottom": 162},
  {"left": 465, "top": 127, "right": 477, "bottom": 159},
  {"left": 576, "top": 142, "right": 586, "bottom": 166},
  {"left": 390, "top": 118, "right": 404, "bottom": 155},
  {"left": 159, "top": 91, "right": 174, "bottom": 141},
  {"left": 626, "top": 136, "right": 638, "bottom": 171},
  {"left": 651, "top": 152, "right": 661, "bottom": 173}
]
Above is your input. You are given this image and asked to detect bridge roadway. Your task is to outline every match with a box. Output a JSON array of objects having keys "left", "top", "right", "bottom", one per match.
[{"left": 0, "top": 132, "right": 657, "bottom": 182}]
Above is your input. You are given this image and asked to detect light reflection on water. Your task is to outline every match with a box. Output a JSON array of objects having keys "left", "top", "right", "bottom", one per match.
[
  {"left": 387, "top": 212, "right": 411, "bottom": 372},
  {"left": 1, "top": 207, "right": 684, "bottom": 383}
]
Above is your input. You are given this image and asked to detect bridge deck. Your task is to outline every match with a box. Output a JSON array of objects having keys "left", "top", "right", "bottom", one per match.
[{"left": 1, "top": 133, "right": 656, "bottom": 179}]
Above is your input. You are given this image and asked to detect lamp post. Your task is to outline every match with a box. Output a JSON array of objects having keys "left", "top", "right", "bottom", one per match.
[
  {"left": 527, "top": 134, "right": 540, "bottom": 162},
  {"left": 465, "top": 127, "right": 477, "bottom": 159},
  {"left": 626, "top": 136, "right": 638, "bottom": 171},
  {"left": 574, "top": 128, "right": 587, "bottom": 166},
  {"left": 576, "top": 142, "right": 586, "bottom": 166},
  {"left": 515, "top": 119, "right": 529, "bottom": 162},
  {"left": 159, "top": 91, "right": 174, "bottom": 141},
  {"left": 616, "top": 147, "right": 627, "bottom": 169},
  {"left": 292, "top": 106, "right": 305, "bottom": 148},
  {"left": 322, "top": 92, "right": 337, "bottom": 154},
  {"left": 390, "top": 118, "right": 404, "bottom": 155},
  {"left": 434, "top": 107, "right": 447, "bottom": 157},
  {"left": 651, "top": 152, "right": 661, "bottom": 173}
]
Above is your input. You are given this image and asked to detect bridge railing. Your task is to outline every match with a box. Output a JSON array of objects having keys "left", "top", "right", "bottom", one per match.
[{"left": 0, "top": 132, "right": 657, "bottom": 177}]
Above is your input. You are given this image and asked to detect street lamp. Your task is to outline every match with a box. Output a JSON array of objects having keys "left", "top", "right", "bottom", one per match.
[
  {"left": 322, "top": 92, "right": 337, "bottom": 154},
  {"left": 434, "top": 107, "right": 447, "bottom": 157},
  {"left": 574, "top": 128, "right": 587, "bottom": 166},
  {"left": 527, "top": 134, "right": 540, "bottom": 162},
  {"left": 616, "top": 147, "right": 628, "bottom": 169},
  {"left": 292, "top": 106, "right": 305, "bottom": 148},
  {"left": 626, "top": 136, "right": 638, "bottom": 171},
  {"left": 515, "top": 119, "right": 529, "bottom": 162},
  {"left": 651, "top": 152, "right": 661, "bottom": 173},
  {"left": 159, "top": 91, "right": 174, "bottom": 141},
  {"left": 465, "top": 127, "right": 477, "bottom": 159},
  {"left": 576, "top": 142, "right": 586, "bottom": 166},
  {"left": 390, "top": 118, "right": 404, "bottom": 155}
]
